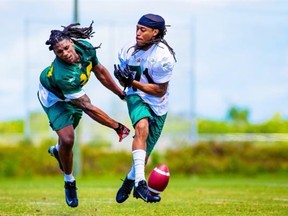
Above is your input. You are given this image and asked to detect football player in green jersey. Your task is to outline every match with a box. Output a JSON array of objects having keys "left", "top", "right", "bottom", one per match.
[{"left": 37, "top": 22, "right": 130, "bottom": 208}]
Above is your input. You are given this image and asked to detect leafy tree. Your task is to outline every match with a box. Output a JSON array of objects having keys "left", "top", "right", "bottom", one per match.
[{"left": 226, "top": 106, "right": 250, "bottom": 123}]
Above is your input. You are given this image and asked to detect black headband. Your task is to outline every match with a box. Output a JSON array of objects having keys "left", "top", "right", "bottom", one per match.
[{"left": 138, "top": 14, "right": 165, "bottom": 30}]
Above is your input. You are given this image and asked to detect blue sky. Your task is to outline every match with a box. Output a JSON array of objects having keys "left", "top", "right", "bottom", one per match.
[{"left": 0, "top": 0, "right": 288, "bottom": 123}]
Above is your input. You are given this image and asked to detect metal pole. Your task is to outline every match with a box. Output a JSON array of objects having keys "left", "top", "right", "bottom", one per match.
[
  {"left": 24, "top": 19, "right": 31, "bottom": 141},
  {"left": 73, "top": 0, "right": 78, "bottom": 23},
  {"left": 190, "top": 17, "right": 198, "bottom": 144},
  {"left": 73, "top": 0, "right": 81, "bottom": 176}
]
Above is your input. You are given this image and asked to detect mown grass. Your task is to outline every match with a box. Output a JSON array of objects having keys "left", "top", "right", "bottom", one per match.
[{"left": 0, "top": 174, "right": 287, "bottom": 216}]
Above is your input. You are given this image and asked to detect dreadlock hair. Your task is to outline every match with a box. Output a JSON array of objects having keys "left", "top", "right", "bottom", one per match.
[
  {"left": 129, "top": 26, "right": 176, "bottom": 62},
  {"left": 45, "top": 21, "right": 101, "bottom": 51}
]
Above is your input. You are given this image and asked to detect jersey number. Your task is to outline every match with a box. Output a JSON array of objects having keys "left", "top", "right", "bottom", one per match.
[
  {"left": 80, "top": 62, "right": 92, "bottom": 86},
  {"left": 128, "top": 65, "right": 142, "bottom": 91}
]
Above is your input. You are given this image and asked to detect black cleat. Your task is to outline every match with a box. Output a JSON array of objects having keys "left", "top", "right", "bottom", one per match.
[
  {"left": 116, "top": 177, "right": 135, "bottom": 203},
  {"left": 133, "top": 180, "right": 161, "bottom": 203},
  {"left": 48, "top": 146, "right": 64, "bottom": 172},
  {"left": 64, "top": 181, "right": 78, "bottom": 208}
]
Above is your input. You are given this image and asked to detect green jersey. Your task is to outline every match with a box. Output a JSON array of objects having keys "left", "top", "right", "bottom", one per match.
[{"left": 39, "top": 40, "right": 98, "bottom": 103}]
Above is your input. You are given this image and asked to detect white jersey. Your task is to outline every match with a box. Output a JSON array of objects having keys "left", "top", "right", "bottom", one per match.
[{"left": 118, "top": 41, "right": 175, "bottom": 116}]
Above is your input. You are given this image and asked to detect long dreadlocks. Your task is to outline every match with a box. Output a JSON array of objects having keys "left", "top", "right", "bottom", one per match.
[
  {"left": 129, "top": 14, "right": 177, "bottom": 62},
  {"left": 45, "top": 21, "right": 101, "bottom": 51},
  {"left": 131, "top": 27, "right": 177, "bottom": 62}
]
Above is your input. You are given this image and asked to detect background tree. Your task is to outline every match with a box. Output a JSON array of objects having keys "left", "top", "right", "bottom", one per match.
[{"left": 226, "top": 106, "right": 250, "bottom": 123}]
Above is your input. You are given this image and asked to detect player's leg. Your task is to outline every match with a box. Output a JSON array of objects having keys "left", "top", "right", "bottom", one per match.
[
  {"left": 132, "top": 118, "right": 149, "bottom": 185},
  {"left": 56, "top": 125, "right": 78, "bottom": 208},
  {"left": 116, "top": 95, "right": 160, "bottom": 203},
  {"left": 46, "top": 102, "right": 81, "bottom": 207},
  {"left": 56, "top": 125, "right": 74, "bottom": 176},
  {"left": 145, "top": 112, "right": 167, "bottom": 158},
  {"left": 132, "top": 118, "right": 160, "bottom": 203},
  {"left": 48, "top": 142, "right": 63, "bottom": 171}
]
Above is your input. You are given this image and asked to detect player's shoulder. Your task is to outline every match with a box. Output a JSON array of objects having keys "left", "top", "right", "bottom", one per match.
[
  {"left": 75, "top": 40, "right": 95, "bottom": 55},
  {"left": 154, "top": 42, "right": 171, "bottom": 54},
  {"left": 77, "top": 39, "right": 93, "bottom": 48},
  {"left": 151, "top": 43, "right": 174, "bottom": 62}
]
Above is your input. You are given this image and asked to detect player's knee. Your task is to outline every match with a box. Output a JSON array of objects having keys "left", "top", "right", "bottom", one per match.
[
  {"left": 60, "top": 134, "right": 74, "bottom": 149},
  {"left": 135, "top": 119, "right": 149, "bottom": 132}
]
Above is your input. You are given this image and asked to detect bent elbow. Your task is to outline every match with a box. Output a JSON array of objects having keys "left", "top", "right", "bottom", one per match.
[{"left": 155, "top": 89, "right": 166, "bottom": 97}]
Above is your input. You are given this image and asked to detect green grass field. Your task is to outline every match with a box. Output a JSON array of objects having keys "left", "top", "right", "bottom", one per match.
[{"left": 0, "top": 175, "right": 287, "bottom": 216}]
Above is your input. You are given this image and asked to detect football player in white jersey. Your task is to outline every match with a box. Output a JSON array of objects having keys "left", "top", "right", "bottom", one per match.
[{"left": 114, "top": 13, "right": 176, "bottom": 203}]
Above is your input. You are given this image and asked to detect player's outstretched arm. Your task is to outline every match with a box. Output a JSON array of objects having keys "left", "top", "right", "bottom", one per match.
[
  {"left": 71, "top": 94, "right": 130, "bottom": 141},
  {"left": 71, "top": 94, "right": 118, "bottom": 128},
  {"left": 93, "top": 63, "right": 125, "bottom": 99}
]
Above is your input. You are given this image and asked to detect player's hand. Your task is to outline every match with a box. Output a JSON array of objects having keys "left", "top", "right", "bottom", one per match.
[
  {"left": 115, "top": 123, "right": 130, "bottom": 142},
  {"left": 118, "top": 91, "right": 126, "bottom": 100},
  {"left": 114, "top": 64, "right": 134, "bottom": 88}
]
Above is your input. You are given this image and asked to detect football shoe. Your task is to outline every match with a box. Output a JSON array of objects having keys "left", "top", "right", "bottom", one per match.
[
  {"left": 64, "top": 181, "right": 78, "bottom": 208},
  {"left": 116, "top": 177, "right": 135, "bottom": 203},
  {"left": 133, "top": 180, "right": 161, "bottom": 203}
]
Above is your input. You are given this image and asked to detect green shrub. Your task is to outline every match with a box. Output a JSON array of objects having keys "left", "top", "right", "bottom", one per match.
[
  {"left": 164, "top": 141, "right": 288, "bottom": 175},
  {"left": 1, "top": 141, "right": 288, "bottom": 178}
]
